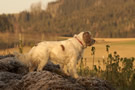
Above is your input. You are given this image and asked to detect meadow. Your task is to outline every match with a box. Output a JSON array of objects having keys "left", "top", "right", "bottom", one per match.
[
  {"left": 83, "top": 38, "right": 135, "bottom": 69},
  {"left": 0, "top": 33, "right": 135, "bottom": 69},
  {"left": 0, "top": 33, "right": 135, "bottom": 89},
  {"left": 78, "top": 38, "right": 135, "bottom": 90}
]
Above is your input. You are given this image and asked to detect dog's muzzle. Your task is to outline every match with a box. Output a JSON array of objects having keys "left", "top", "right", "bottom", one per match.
[{"left": 88, "top": 39, "right": 96, "bottom": 46}]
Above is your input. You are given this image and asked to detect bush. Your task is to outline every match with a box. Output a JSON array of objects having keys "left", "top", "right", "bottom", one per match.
[{"left": 78, "top": 45, "right": 135, "bottom": 90}]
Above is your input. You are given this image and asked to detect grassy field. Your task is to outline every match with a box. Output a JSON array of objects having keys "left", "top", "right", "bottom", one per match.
[
  {"left": 0, "top": 33, "right": 135, "bottom": 69},
  {"left": 83, "top": 38, "right": 135, "bottom": 68}
]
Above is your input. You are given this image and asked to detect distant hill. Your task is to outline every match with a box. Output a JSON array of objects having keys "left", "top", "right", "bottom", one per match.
[{"left": 0, "top": 0, "right": 135, "bottom": 38}]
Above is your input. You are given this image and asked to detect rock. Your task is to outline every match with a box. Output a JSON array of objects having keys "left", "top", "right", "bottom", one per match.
[
  {"left": 76, "top": 77, "right": 115, "bottom": 90},
  {"left": 0, "top": 57, "right": 28, "bottom": 74},
  {"left": 14, "top": 71, "right": 85, "bottom": 90},
  {"left": 0, "top": 55, "right": 60, "bottom": 75},
  {"left": 0, "top": 54, "right": 14, "bottom": 59},
  {"left": 0, "top": 55, "right": 115, "bottom": 90},
  {"left": 0, "top": 72, "right": 22, "bottom": 90}
]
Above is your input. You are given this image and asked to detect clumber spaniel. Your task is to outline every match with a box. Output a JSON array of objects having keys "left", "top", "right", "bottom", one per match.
[{"left": 15, "top": 31, "right": 95, "bottom": 78}]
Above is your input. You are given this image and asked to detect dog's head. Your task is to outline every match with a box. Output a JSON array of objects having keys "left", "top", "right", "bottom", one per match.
[
  {"left": 82, "top": 31, "right": 95, "bottom": 46},
  {"left": 75, "top": 31, "right": 95, "bottom": 47}
]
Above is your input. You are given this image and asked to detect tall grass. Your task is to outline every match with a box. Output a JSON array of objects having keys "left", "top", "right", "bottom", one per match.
[{"left": 78, "top": 45, "right": 135, "bottom": 90}]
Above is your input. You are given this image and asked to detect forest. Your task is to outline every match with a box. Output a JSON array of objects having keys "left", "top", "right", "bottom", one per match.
[{"left": 0, "top": 0, "right": 135, "bottom": 38}]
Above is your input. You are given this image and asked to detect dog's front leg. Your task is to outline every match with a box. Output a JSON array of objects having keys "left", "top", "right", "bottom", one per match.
[
  {"left": 68, "top": 57, "right": 79, "bottom": 78},
  {"left": 62, "top": 65, "right": 70, "bottom": 76}
]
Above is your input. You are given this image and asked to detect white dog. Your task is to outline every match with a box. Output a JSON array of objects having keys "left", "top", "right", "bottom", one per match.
[{"left": 15, "top": 31, "right": 95, "bottom": 78}]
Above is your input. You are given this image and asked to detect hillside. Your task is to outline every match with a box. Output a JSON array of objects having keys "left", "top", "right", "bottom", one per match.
[{"left": 0, "top": 0, "right": 135, "bottom": 37}]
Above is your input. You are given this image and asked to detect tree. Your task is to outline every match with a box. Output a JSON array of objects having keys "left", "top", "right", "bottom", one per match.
[
  {"left": 30, "top": 1, "right": 42, "bottom": 16},
  {"left": 0, "top": 14, "right": 13, "bottom": 32}
]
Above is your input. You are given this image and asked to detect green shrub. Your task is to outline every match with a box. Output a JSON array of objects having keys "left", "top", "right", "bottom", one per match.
[{"left": 78, "top": 45, "right": 135, "bottom": 90}]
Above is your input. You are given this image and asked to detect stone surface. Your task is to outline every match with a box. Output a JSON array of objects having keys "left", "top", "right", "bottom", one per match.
[
  {"left": 0, "top": 55, "right": 115, "bottom": 90},
  {"left": 14, "top": 71, "right": 85, "bottom": 90},
  {"left": 0, "top": 72, "right": 22, "bottom": 90},
  {"left": 0, "top": 57, "right": 28, "bottom": 74}
]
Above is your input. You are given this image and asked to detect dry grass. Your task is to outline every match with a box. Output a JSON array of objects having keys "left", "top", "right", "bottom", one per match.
[
  {"left": 83, "top": 38, "right": 135, "bottom": 69},
  {"left": 0, "top": 33, "right": 135, "bottom": 69}
]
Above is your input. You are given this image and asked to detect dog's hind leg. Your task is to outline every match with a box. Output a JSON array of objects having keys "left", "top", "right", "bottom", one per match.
[
  {"left": 29, "top": 65, "right": 36, "bottom": 72},
  {"left": 60, "top": 65, "right": 70, "bottom": 76},
  {"left": 37, "top": 56, "right": 49, "bottom": 71}
]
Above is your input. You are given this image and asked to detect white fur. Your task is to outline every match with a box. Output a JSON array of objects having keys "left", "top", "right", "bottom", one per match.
[{"left": 15, "top": 32, "right": 93, "bottom": 78}]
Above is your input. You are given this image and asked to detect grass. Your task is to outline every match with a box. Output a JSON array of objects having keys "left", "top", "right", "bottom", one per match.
[
  {"left": 0, "top": 33, "right": 135, "bottom": 89},
  {"left": 82, "top": 38, "right": 135, "bottom": 69},
  {"left": 0, "top": 33, "right": 135, "bottom": 90},
  {"left": 112, "top": 40, "right": 135, "bottom": 45},
  {"left": 78, "top": 49, "right": 135, "bottom": 90},
  {"left": 0, "top": 33, "right": 135, "bottom": 69}
]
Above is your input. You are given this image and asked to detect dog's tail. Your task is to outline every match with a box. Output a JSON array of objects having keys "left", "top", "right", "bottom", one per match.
[{"left": 14, "top": 52, "right": 30, "bottom": 67}]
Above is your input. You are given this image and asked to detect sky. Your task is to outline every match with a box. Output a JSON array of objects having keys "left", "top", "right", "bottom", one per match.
[{"left": 0, "top": 0, "right": 56, "bottom": 14}]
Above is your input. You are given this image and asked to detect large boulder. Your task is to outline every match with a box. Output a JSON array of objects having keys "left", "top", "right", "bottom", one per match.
[
  {"left": 14, "top": 71, "right": 85, "bottom": 90},
  {"left": 0, "top": 57, "right": 28, "bottom": 74},
  {"left": 0, "top": 72, "right": 22, "bottom": 90},
  {"left": 0, "top": 55, "right": 115, "bottom": 90},
  {"left": 77, "top": 77, "right": 114, "bottom": 90}
]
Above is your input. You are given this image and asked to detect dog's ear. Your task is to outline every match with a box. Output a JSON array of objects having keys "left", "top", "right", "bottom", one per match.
[{"left": 83, "top": 31, "right": 91, "bottom": 46}]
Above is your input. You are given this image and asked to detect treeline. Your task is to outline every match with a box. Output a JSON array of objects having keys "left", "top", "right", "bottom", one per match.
[
  {"left": 0, "top": 14, "right": 14, "bottom": 32},
  {"left": 0, "top": 0, "right": 135, "bottom": 37}
]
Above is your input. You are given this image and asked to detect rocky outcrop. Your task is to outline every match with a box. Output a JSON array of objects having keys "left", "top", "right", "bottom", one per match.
[
  {"left": 14, "top": 71, "right": 84, "bottom": 90},
  {"left": 0, "top": 56, "right": 28, "bottom": 74},
  {"left": 0, "top": 72, "right": 22, "bottom": 90},
  {"left": 0, "top": 55, "right": 115, "bottom": 90}
]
